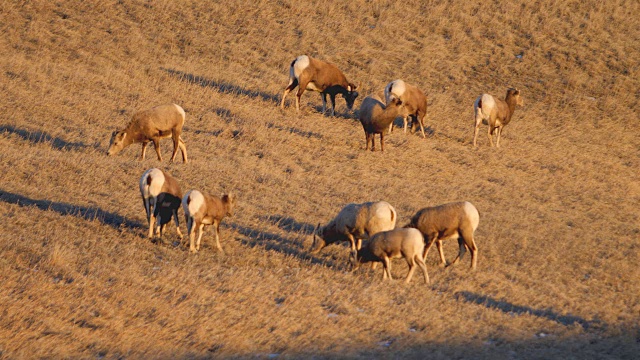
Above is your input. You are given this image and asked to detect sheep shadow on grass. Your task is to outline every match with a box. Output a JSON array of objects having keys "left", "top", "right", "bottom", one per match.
[
  {"left": 0, "top": 190, "right": 143, "bottom": 231},
  {"left": 226, "top": 220, "right": 342, "bottom": 269},
  {"left": 455, "top": 291, "right": 605, "bottom": 331},
  {"left": 161, "top": 68, "right": 280, "bottom": 104},
  {"left": 0, "top": 125, "right": 94, "bottom": 151}
]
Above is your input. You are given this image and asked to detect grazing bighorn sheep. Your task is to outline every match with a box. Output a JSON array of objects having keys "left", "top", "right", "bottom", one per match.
[
  {"left": 473, "top": 88, "right": 523, "bottom": 147},
  {"left": 182, "top": 190, "right": 235, "bottom": 253},
  {"left": 280, "top": 55, "right": 358, "bottom": 116},
  {"left": 405, "top": 201, "right": 480, "bottom": 270},
  {"left": 358, "top": 95, "right": 405, "bottom": 152},
  {"left": 139, "top": 168, "right": 183, "bottom": 240},
  {"left": 108, "top": 103, "right": 188, "bottom": 163},
  {"left": 384, "top": 79, "right": 427, "bottom": 138},
  {"left": 353, "top": 228, "right": 430, "bottom": 284},
  {"left": 311, "top": 201, "right": 397, "bottom": 262}
]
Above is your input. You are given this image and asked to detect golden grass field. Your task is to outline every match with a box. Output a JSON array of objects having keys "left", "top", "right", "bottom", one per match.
[{"left": 1, "top": 0, "right": 639, "bottom": 358}]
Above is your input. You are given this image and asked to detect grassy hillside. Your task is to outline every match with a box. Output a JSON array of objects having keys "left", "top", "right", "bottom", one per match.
[{"left": 1, "top": 0, "right": 638, "bottom": 358}]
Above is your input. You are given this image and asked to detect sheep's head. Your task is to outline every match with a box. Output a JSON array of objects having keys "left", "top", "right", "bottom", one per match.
[
  {"left": 222, "top": 193, "right": 235, "bottom": 217},
  {"left": 107, "top": 130, "right": 127, "bottom": 156},
  {"left": 311, "top": 223, "right": 326, "bottom": 253},
  {"left": 344, "top": 83, "right": 359, "bottom": 110},
  {"left": 506, "top": 88, "right": 524, "bottom": 107}
]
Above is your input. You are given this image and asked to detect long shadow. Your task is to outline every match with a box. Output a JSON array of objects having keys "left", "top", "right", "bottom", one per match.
[
  {"left": 226, "top": 222, "right": 340, "bottom": 269},
  {"left": 0, "top": 125, "right": 92, "bottom": 151},
  {"left": 455, "top": 291, "right": 604, "bottom": 330},
  {"left": 260, "top": 214, "right": 316, "bottom": 234},
  {"left": 311, "top": 104, "right": 355, "bottom": 120},
  {"left": 161, "top": 68, "right": 280, "bottom": 104},
  {"left": 265, "top": 123, "right": 323, "bottom": 139},
  {"left": 0, "top": 190, "right": 143, "bottom": 230}
]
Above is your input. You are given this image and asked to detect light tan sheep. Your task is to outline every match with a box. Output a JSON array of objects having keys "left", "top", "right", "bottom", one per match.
[
  {"left": 311, "top": 201, "right": 397, "bottom": 262},
  {"left": 353, "top": 228, "right": 429, "bottom": 284},
  {"left": 108, "top": 103, "right": 188, "bottom": 163}
]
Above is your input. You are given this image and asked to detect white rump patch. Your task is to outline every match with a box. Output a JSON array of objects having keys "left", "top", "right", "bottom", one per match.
[
  {"left": 463, "top": 202, "right": 480, "bottom": 230},
  {"left": 479, "top": 94, "right": 496, "bottom": 118},
  {"left": 184, "top": 190, "right": 205, "bottom": 218},
  {"left": 174, "top": 104, "right": 186, "bottom": 120},
  {"left": 139, "top": 168, "right": 165, "bottom": 198},
  {"left": 384, "top": 79, "right": 406, "bottom": 105},
  {"left": 292, "top": 55, "right": 310, "bottom": 79}
]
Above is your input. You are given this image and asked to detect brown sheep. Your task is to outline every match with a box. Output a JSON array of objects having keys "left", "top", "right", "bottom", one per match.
[{"left": 280, "top": 55, "right": 358, "bottom": 116}]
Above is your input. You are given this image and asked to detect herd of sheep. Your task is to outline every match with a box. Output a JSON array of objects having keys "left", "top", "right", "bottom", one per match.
[{"left": 106, "top": 54, "right": 524, "bottom": 284}]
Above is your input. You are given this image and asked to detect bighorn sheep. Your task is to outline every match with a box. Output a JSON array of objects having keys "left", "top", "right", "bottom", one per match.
[
  {"left": 139, "top": 168, "right": 183, "bottom": 240},
  {"left": 311, "top": 201, "right": 397, "bottom": 262},
  {"left": 405, "top": 201, "right": 480, "bottom": 270},
  {"left": 358, "top": 95, "right": 405, "bottom": 151},
  {"left": 353, "top": 228, "right": 429, "bottom": 284},
  {"left": 108, "top": 103, "right": 188, "bottom": 163},
  {"left": 384, "top": 79, "right": 427, "bottom": 138},
  {"left": 280, "top": 55, "right": 358, "bottom": 116},
  {"left": 473, "top": 88, "right": 524, "bottom": 147},
  {"left": 182, "top": 190, "right": 235, "bottom": 253}
]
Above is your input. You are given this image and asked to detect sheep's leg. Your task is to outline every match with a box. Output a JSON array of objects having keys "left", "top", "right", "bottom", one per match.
[
  {"left": 435, "top": 240, "right": 448, "bottom": 267},
  {"left": 388, "top": 121, "right": 394, "bottom": 134},
  {"left": 473, "top": 115, "right": 482, "bottom": 147},
  {"left": 188, "top": 218, "right": 197, "bottom": 253},
  {"left": 487, "top": 125, "right": 495, "bottom": 147},
  {"left": 141, "top": 141, "right": 149, "bottom": 160},
  {"left": 170, "top": 131, "right": 181, "bottom": 163},
  {"left": 152, "top": 139, "right": 163, "bottom": 161},
  {"left": 195, "top": 223, "right": 205, "bottom": 251},
  {"left": 296, "top": 79, "right": 310, "bottom": 113},
  {"left": 403, "top": 115, "right": 409, "bottom": 133},
  {"left": 178, "top": 137, "right": 188, "bottom": 163},
  {"left": 459, "top": 228, "right": 478, "bottom": 270},
  {"left": 380, "top": 132, "right": 385, "bottom": 152},
  {"left": 417, "top": 113, "right": 426, "bottom": 139},
  {"left": 495, "top": 126, "right": 503, "bottom": 148},
  {"left": 415, "top": 255, "right": 430, "bottom": 284},
  {"left": 364, "top": 130, "right": 370, "bottom": 150},
  {"left": 142, "top": 197, "right": 152, "bottom": 234},
  {"left": 405, "top": 257, "right": 416, "bottom": 284},
  {"left": 422, "top": 234, "right": 438, "bottom": 261},
  {"left": 214, "top": 220, "right": 224, "bottom": 252},
  {"left": 321, "top": 93, "right": 327, "bottom": 115},
  {"left": 382, "top": 256, "right": 391, "bottom": 280},
  {"left": 148, "top": 198, "right": 157, "bottom": 238},
  {"left": 329, "top": 94, "right": 336, "bottom": 117},
  {"left": 280, "top": 78, "right": 298, "bottom": 109},
  {"left": 447, "top": 237, "right": 467, "bottom": 267},
  {"left": 173, "top": 209, "right": 183, "bottom": 239},
  {"left": 385, "top": 256, "right": 393, "bottom": 280}
]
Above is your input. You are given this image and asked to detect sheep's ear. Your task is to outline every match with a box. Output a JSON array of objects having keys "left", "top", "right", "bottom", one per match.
[{"left": 118, "top": 132, "right": 127, "bottom": 141}]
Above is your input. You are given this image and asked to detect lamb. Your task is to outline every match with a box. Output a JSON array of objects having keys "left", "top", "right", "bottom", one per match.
[
  {"left": 311, "top": 201, "right": 397, "bottom": 262},
  {"left": 384, "top": 79, "right": 427, "bottom": 138},
  {"left": 473, "top": 88, "right": 524, "bottom": 147},
  {"left": 182, "top": 190, "right": 235, "bottom": 253},
  {"left": 358, "top": 95, "right": 405, "bottom": 152},
  {"left": 107, "top": 103, "right": 188, "bottom": 163},
  {"left": 280, "top": 55, "right": 358, "bottom": 116},
  {"left": 139, "top": 168, "right": 183, "bottom": 240},
  {"left": 352, "top": 228, "right": 430, "bottom": 284},
  {"left": 405, "top": 201, "right": 480, "bottom": 270}
]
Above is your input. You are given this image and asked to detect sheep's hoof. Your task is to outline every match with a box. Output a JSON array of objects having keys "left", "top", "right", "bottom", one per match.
[{"left": 189, "top": 248, "right": 198, "bottom": 253}]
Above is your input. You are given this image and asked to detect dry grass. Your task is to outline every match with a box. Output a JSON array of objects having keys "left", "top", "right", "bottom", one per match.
[{"left": 1, "top": 0, "right": 639, "bottom": 358}]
